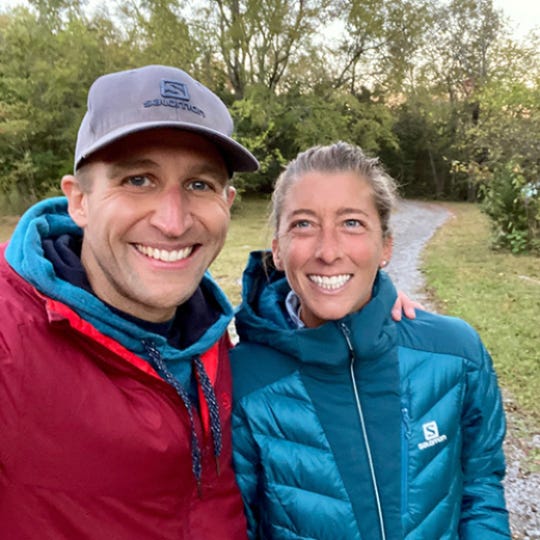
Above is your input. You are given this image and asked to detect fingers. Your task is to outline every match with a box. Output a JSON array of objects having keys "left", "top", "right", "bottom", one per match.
[{"left": 392, "top": 292, "right": 426, "bottom": 321}]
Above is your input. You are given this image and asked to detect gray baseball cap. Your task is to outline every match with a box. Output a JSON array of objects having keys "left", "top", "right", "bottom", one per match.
[{"left": 74, "top": 65, "right": 259, "bottom": 173}]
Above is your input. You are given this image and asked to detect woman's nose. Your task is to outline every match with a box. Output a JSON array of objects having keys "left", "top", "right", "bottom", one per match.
[{"left": 314, "top": 227, "right": 342, "bottom": 263}]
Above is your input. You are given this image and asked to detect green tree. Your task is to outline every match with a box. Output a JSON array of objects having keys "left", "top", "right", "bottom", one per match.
[
  {"left": 482, "top": 161, "right": 540, "bottom": 253},
  {"left": 231, "top": 83, "right": 397, "bottom": 194},
  {"left": 385, "top": 92, "right": 457, "bottom": 198},
  {"left": 329, "top": 0, "right": 430, "bottom": 93},
  {"left": 118, "top": 0, "right": 199, "bottom": 69},
  {"left": 197, "top": 0, "right": 333, "bottom": 99},
  {"left": 391, "top": 0, "right": 508, "bottom": 199},
  {"left": 0, "top": 4, "right": 130, "bottom": 209},
  {"left": 464, "top": 44, "right": 540, "bottom": 252}
]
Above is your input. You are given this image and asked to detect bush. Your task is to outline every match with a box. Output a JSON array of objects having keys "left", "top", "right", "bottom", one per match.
[{"left": 481, "top": 162, "right": 540, "bottom": 254}]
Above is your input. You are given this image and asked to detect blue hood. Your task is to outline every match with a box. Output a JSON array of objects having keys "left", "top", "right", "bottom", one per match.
[
  {"left": 232, "top": 251, "right": 404, "bottom": 539},
  {"left": 234, "top": 250, "right": 399, "bottom": 365},
  {"left": 6, "top": 197, "right": 234, "bottom": 385}
]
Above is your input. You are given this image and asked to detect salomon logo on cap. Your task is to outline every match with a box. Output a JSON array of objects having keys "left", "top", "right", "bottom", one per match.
[{"left": 74, "top": 64, "right": 259, "bottom": 174}]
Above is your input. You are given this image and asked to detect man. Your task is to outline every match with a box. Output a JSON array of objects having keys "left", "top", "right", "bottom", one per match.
[
  {"left": 0, "top": 64, "right": 416, "bottom": 539},
  {"left": 0, "top": 65, "right": 257, "bottom": 540}
]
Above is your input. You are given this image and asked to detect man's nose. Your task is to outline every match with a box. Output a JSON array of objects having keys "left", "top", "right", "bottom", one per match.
[{"left": 149, "top": 186, "right": 194, "bottom": 237}]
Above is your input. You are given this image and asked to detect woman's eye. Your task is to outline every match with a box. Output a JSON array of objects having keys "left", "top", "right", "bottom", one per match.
[
  {"left": 344, "top": 219, "right": 364, "bottom": 228},
  {"left": 126, "top": 175, "right": 152, "bottom": 188}
]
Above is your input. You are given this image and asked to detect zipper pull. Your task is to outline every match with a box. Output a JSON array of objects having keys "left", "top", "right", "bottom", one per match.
[
  {"left": 401, "top": 407, "right": 412, "bottom": 439},
  {"left": 339, "top": 322, "right": 354, "bottom": 361}
]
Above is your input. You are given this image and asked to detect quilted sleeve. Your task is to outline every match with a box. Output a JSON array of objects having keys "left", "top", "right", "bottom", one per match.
[
  {"left": 232, "top": 402, "right": 264, "bottom": 540},
  {"left": 459, "top": 337, "right": 511, "bottom": 539},
  {"left": 0, "top": 308, "right": 29, "bottom": 479}
]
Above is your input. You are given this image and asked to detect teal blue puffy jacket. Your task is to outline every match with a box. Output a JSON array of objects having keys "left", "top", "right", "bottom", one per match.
[{"left": 231, "top": 251, "right": 510, "bottom": 540}]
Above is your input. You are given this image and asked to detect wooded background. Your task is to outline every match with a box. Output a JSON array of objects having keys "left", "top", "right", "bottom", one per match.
[{"left": 0, "top": 0, "right": 538, "bottom": 252}]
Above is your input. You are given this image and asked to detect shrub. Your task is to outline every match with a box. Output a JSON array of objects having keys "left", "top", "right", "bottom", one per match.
[{"left": 481, "top": 162, "right": 540, "bottom": 254}]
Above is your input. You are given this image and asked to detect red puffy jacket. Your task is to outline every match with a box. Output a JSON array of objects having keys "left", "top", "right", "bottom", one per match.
[{"left": 0, "top": 247, "right": 247, "bottom": 540}]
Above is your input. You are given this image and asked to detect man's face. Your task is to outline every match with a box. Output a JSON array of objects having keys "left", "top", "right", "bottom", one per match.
[{"left": 62, "top": 129, "right": 235, "bottom": 322}]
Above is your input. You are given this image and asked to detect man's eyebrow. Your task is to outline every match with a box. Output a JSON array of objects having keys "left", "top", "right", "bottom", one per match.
[
  {"left": 106, "top": 159, "right": 228, "bottom": 183},
  {"left": 107, "top": 158, "right": 157, "bottom": 179},
  {"left": 189, "top": 163, "right": 229, "bottom": 183}
]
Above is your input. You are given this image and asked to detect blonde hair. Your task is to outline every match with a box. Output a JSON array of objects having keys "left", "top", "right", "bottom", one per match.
[{"left": 270, "top": 141, "right": 397, "bottom": 238}]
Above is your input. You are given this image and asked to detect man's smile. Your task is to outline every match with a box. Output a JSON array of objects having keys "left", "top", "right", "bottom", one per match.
[{"left": 134, "top": 243, "right": 194, "bottom": 262}]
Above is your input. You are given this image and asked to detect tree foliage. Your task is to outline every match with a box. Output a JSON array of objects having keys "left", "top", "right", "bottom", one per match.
[
  {"left": 0, "top": 3, "right": 130, "bottom": 209},
  {"left": 198, "top": 0, "right": 332, "bottom": 98},
  {"left": 0, "top": 0, "right": 538, "bottom": 252}
]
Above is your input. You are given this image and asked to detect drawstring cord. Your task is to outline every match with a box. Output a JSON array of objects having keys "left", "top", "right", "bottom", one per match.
[
  {"left": 193, "top": 355, "right": 223, "bottom": 474},
  {"left": 142, "top": 341, "right": 222, "bottom": 492}
]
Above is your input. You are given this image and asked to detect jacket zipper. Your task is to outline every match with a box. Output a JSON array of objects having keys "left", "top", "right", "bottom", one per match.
[
  {"left": 401, "top": 407, "right": 411, "bottom": 516},
  {"left": 339, "top": 322, "right": 387, "bottom": 540}
]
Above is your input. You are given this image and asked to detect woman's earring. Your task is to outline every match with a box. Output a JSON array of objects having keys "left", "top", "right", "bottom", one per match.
[{"left": 380, "top": 260, "right": 388, "bottom": 268}]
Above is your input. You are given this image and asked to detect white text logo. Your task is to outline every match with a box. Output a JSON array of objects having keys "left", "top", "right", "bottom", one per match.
[{"left": 418, "top": 421, "right": 447, "bottom": 450}]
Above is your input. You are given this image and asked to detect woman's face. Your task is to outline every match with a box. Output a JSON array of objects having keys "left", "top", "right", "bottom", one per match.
[{"left": 272, "top": 170, "right": 392, "bottom": 328}]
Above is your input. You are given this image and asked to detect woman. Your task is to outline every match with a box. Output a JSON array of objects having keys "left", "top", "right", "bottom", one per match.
[{"left": 230, "top": 142, "right": 510, "bottom": 540}]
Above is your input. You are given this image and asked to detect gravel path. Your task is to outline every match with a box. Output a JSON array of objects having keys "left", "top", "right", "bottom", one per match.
[
  {"left": 386, "top": 199, "right": 451, "bottom": 309},
  {"left": 388, "top": 199, "right": 540, "bottom": 540}
]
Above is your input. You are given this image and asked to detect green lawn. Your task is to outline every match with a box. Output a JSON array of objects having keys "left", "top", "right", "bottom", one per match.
[
  {"left": 214, "top": 197, "right": 540, "bottom": 439},
  {"left": 210, "top": 195, "right": 272, "bottom": 306},
  {"left": 3, "top": 197, "right": 538, "bottom": 435},
  {"left": 422, "top": 202, "right": 540, "bottom": 428},
  {"left": 0, "top": 216, "right": 19, "bottom": 243}
]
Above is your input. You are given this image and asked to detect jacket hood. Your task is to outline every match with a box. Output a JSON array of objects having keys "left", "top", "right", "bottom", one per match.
[
  {"left": 5, "top": 197, "right": 234, "bottom": 369},
  {"left": 235, "top": 250, "right": 399, "bottom": 366}
]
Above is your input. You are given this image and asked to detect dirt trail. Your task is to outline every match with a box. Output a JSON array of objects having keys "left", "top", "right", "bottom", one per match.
[
  {"left": 389, "top": 199, "right": 540, "bottom": 540},
  {"left": 386, "top": 199, "right": 451, "bottom": 309}
]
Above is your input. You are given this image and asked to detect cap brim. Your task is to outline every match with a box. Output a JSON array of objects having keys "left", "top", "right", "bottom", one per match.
[{"left": 75, "top": 121, "right": 259, "bottom": 173}]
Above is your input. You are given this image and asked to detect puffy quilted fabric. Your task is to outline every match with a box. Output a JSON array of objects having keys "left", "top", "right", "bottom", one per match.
[
  {"left": 0, "top": 198, "right": 247, "bottom": 540},
  {"left": 231, "top": 251, "right": 510, "bottom": 540}
]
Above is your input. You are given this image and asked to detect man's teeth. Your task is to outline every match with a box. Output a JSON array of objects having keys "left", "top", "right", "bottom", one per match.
[
  {"left": 135, "top": 244, "right": 193, "bottom": 262},
  {"left": 309, "top": 274, "right": 351, "bottom": 290}
]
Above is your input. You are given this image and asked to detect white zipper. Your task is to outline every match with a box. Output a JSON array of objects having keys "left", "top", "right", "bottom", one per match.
[{"left": 340, "top": 322, "right": 386, "bottom": 540}]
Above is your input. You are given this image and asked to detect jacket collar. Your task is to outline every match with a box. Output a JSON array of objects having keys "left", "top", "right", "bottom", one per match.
[
  {"left": 5, "top": 197, "right": 234, "bottom": 368},
  {"left": 235, "top": 250, "right": 398, "bottom": 368}
]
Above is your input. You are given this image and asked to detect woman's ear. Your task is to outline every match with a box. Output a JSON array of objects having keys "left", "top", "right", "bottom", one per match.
[
  {"left": 271, "top": 237, "right": 284, "bottom": 270},
  {"left": 61, "top": 175, "right": 88, "bottom": 228},
  {"left": 380, "top": 235, "right": 393, "bottom": 268}
]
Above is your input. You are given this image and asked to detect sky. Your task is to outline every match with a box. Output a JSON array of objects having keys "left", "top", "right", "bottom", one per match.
[
  {"left": 493, "top": 0, "right": 540, "bottom": 38},
  {"left": 0, "top": 0, "right": 538, "bottom": 40}
]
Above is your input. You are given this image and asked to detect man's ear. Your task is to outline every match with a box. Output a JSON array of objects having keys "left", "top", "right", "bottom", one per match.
[
  {"left": 225, "top": 185, "right": 236, "bottom": 208},
  {"left": 61, "top": 175, "right": 88, "bottom": 228},
  {"left": 271, "top": 237, "right": 284, "bottom": 270}
]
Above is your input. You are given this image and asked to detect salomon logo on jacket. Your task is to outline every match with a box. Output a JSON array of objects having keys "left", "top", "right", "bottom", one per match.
[{"left": 418, "top": 421, "right": 447, "bottom": 450}]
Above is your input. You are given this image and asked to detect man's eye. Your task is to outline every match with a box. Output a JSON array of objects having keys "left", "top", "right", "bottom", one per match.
[
  {"left": 126, "top": 175, "right": 152, "bottom": 187},
  {"left": 292, "top": 220, "right": 311, "bottom": 229},
  {"left": 187, "top": 180, "right": 212, "bottom": 191}
]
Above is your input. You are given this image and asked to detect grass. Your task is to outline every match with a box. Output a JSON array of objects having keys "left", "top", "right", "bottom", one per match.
[
  {"left": 422, "top": 202, "right": 540, "bottom": 431},
  {"left": 210, "top": 194, "right": 272, "bottom": 306},
  {"left": 3, "top": 196, "right": 538, "bottom": 435},
  {"left": 0, "top": 216, "right": 19, "bottom": 243}
]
